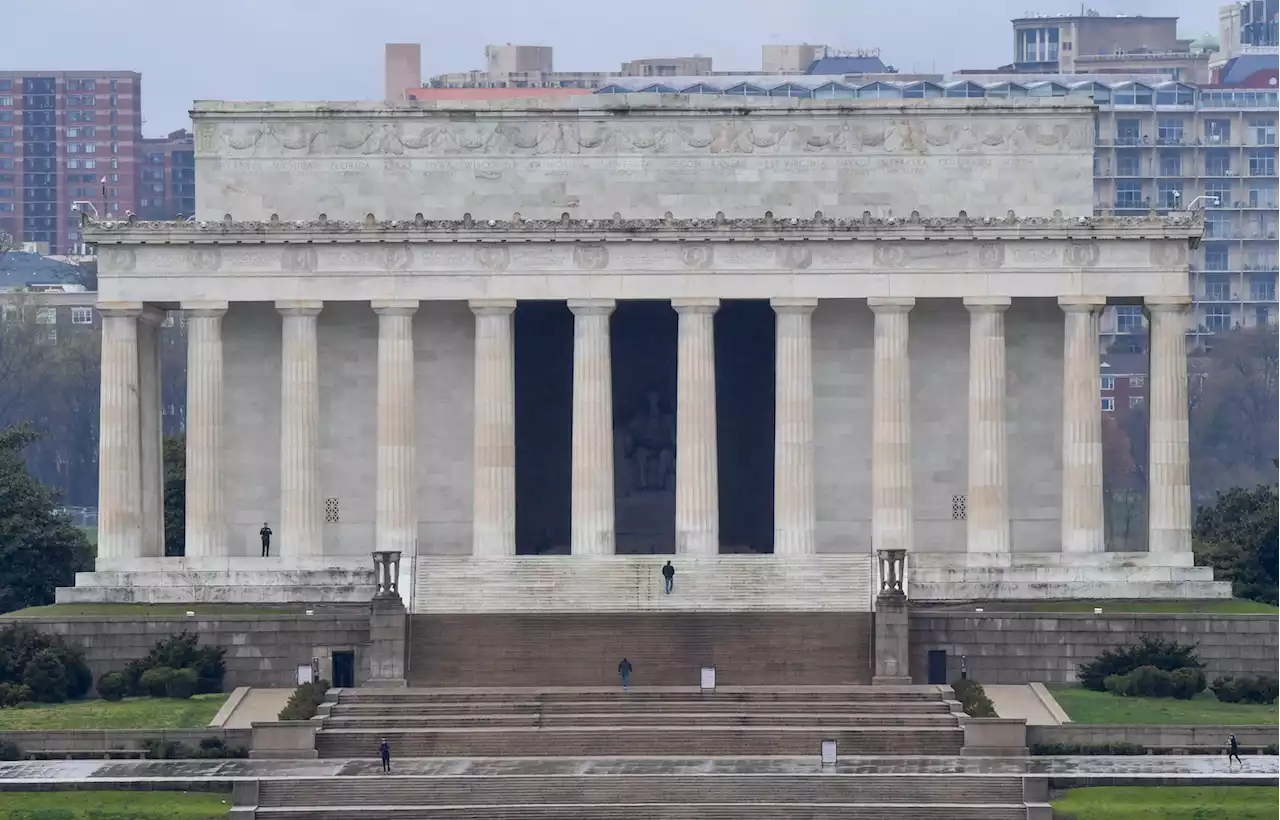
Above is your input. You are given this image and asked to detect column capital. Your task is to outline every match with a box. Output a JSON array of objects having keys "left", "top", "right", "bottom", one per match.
[
  {"left": 182, "top": 300, "right": 229, "bottom": 319},
  {"left": 963, "top": 296, "right": 1012, "bottom": 313},
  {"left": 1058, "top": 296, "right": 1107, "bottom": 312},
  {"left": 567, "top": 298, "right": 616, "bottom": 316},
  {"left": 95, "top": 301, "right": 144, "bottom": 319},
  {"left": 137, "top": 305, "right": 169, "bottom": 328},
  {"left": 672, "top": 297, "right": 720, "bottom": 315},
  {"left": 371, "top": 299, "right": 420, "bottom": 317},
  {"left": 1145, "top": 295, "right": 1193, "bottom": 313},
  {"left": 469, "top": 298, "right": 517, "bottom": 316},
  {"left": 276, "top": 299, "right": 324, "bottom": 317},
  {"left": 770, "top": 297, "right": 818, "bottom": 314},
  {"left": 868, "top": 297, "right": 915, "bottom": 313}
]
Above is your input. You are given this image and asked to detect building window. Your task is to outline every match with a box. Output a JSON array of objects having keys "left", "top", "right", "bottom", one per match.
[
  {"left": 1204, "top": 305, "right": 1232, "bottom": 332},
  {"left": 1115, "top": 181, "right": 1143, "bottom": 208},
  {"left": 1157, "top": 180, "right": 1183, "bottom": 208},
  {"left": 1204, "top": 276, "right": 1231, "bottom": 300},
  {"left": 36, "top": 327, "right": 57, "bottom": 346},
  {"left": 1101, "top": 397, "right": 1115, "bottom": 412},
  {"left": 1248, "top": 149, "right": 1276, "bottom": 177},
  {"left": 1100, "top": 375, "right": 1115, "bottom": 391},
  {"left": 1158, "top": 151, "right": 1182, "bottom": 177},
  {"left": 1204, "top": 120, "right": 1231, "bottom": 144},
  {"left": 1204, "top": 182, "right": 1231, "bottom": 207},
  {"left": 1205, "top": 213, "right": 1232, "bottom": 238},
  {"left": 1249, "top": 118, "right": 1277, "bottom": 146},
  {"left": 1129, "top": 396, "right": 1145, "bottom": 409},
  {"left": 1257, "top": 306, "right": 1272, "bottom": 327},
  {"left": 1117, "top": 154, "right": 1142, "bottom": 176},
  {"left": 1204, "top": 247, "right": 1230, "bottom": 271},
  {"left": 1157, "top": 118, "right": 1184, "bottom": 144},
  {"left": 1116, "top": 119, "right": 1142, "bottom": 146},
  {"left": 34, "top": 308, "right": 57, "bottom": 325},
  {"left": 1129, "top": 375, "right": 1145, "bottom": 389},
  {"left": 1250, "top": 277, "right": 1277, "bottom": 301},
  {"left": 1115, "top": 305, "right": 1144, "bottom": 333},
  {"left": 70, "top": 307, "right": 93, "bottom": 325}
]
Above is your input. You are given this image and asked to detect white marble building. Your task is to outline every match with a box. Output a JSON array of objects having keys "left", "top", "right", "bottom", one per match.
[{"left": 60, "top": 97, "right": 1228, "bottom": 608}]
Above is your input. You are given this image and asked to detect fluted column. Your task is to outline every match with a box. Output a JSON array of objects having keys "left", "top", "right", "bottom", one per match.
[
  {"left": 1060, "top": 297, "right": 1106, "bottom": 554},
  {"left": 183, "top": 301, "right": 229, "bottom": 559},
  {"left": 373, "top": 300, "right": 419, "bottom": 558},
  {"left": 673, "top": 298, "right": 720, "bottom": 555},
  {"left": 1147, "top": 296, "right": 1193, "bottom": 557},
  {"left": 869, "top": 297, "right": 914, "bottom": 554},
  {"left": 965, "top": 297, "right": 1011, "bottom": 554},
  {"left": 137, "top": 307, "right": 165, "bottom": 558},
  {"left": 96, "top": 303, "right": 144, "bottom": 562},
  {"left": 276, "top": 300, "right": 324, "bottom": 560},
  {"left": 470, "top": 299, "right": 517, "bottom": 556},
  {"left": 771, "top": 298, "right": 817, "bottom": 556},
  {"left": 569, "top": 299, "right": 616, "bottom": 556}
]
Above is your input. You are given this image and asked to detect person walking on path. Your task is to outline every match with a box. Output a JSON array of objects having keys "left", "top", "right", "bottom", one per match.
[
  {"left": 260, "top": 523, "right": 273, "bottom": 557},
  {"left": 1228, "top": 734, "right": 1243, "bottom": 767},
  {"left": 379, "top": 737, "right": 392, "bottom": 773},
  {"left": 661, "top": 560, "right": 675, "bottom": 594},
  {"left": 618, "top": 657, "right": 633, "bottom": 691}
]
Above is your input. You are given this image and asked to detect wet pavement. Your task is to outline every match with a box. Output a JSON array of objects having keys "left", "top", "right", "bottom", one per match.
[{"left": 0, "top": 755, "right": 1274, "bottom": 783}]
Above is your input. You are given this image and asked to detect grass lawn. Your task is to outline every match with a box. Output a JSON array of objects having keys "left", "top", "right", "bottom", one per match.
[
  {"left": 1052, "top": 786, "right": 1279, "bottom": 820},
  {"left": 0, "top": 694, "right": 228, "bottom": 730},
  {"left": 3, "top": 602, "right": 301, "bottom": 617},
  {"left": 1048, "top": 686, "right": 1279, "bottom": 726},
  {"left": 0, "top": 790, "right": 230, "bottom": 819}
]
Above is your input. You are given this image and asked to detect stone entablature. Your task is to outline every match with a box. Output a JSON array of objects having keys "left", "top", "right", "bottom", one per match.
[{"left": 86, "top": 214, "right": 1200, "bottom": 303}]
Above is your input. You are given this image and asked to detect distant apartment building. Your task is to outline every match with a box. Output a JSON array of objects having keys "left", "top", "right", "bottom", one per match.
[
  {"left": 137, "top": 129, "right": 195, "bottom": 221},
  {"left": 384, "top": 43, "right": 893, "bottom": 100},
  {"left": 0, "top": 71, "right": 143, "bottom": 255},
  {"left": 1009, "top": 8, "right": 1211, "bottom": 82}
]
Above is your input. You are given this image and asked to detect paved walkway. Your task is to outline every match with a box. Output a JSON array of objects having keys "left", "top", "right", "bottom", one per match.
[
  {"left": 0, "top": 756, "right": 1274, "bottom": 783},
  {"left": 986, "top": 685, "right": 1063, "bottom": 726}
]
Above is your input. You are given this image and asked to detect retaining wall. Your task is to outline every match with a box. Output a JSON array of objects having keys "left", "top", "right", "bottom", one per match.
[{"left": 1029, "top": 724, "right": 1278, "bottom": 751}]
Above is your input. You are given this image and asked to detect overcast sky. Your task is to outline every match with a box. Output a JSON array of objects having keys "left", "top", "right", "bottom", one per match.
[{"left": 5, "top": 0, "right": 1219, "bottom": 135}]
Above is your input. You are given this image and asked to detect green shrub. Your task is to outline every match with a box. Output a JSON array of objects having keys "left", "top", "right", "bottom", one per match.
[
  {"left": 142, "top": 735, "right": 248, "bottom": 760},
  {"left": 951, "top": 678, "right": 998, "bottom": 718},
  {"left": 1077, "top": 636, "right": 1204, "bottom": 692},
  {"left": 164, "top": 668, "right": 198, "bottom": 700},
  {"left": 1030, "top": 741, "right": 1146, "bottom": 756},
  {"left": 0, "top": 738, "right": 21, "bottom": 761},
  {"left": 96, "top": 671, "right": 128, "bottom": 702},
  {"left": 0, "top": 682, "right": 32, "bottom": 707},
  {"left": 1212, "top": 674, "right": 1279, "bottom": 705},
  {"left": 1265, "top": 743, "right": 1278, "bottom": 755},
  {"left": 0, "top": 624, "right": 91, "bottom": 702},
  {"left": 21, "top": 648, "right": 71, "bottom": 703},
  {"left": 278, "top": 680, "right": 331, "bottom": 721},
  {"left": 120, "top": 632, "right": 227, "bottom": 697},
  {"left": 1169, "top": 667, "right": 1207, "bottom": 700},
  {"left": 142, "top": 738, "right": 182, "bottom": 759},
  {"left": 138, "top": 667, "right": 174, "bottom": 699}
]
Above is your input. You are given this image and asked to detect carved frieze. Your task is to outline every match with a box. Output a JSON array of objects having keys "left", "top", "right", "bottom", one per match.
[
  {"left": 475, "top": 246, "right": 511, "bottom": 272},
  {"left": 679, "top": 244, "right": 714, "bottom": 270},
  {"left": 1149, "top": 241, "right": 1190, "bottom": 268},
  {"left": 282, "top": 245, "right": 319, "bottom": 272},
  {"left": 1064, "top": 241, "right": 1101, "bottom": 268},
  {"left": 99, "top": 246, "right": 136, "bottom": 273},
  {"left": 186, "top": 247, "right": 222, "bottom": 272},
  {"left": 571, "top": 243, "right": 609, "bottom": 271}
]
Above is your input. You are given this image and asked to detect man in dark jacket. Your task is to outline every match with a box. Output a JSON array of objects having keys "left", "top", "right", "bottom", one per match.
[
  {"left": 1228, "top": 733, "right": 1243, "bottom": 767},
  {"left": 661, "top": 561, "right": 675, "bottom": 594},
  {"left": 618, "top": 657, "right": 633, "bottom": 691},
  {"left": 260, "top": 523, "right": 273, "bottom": 557},
  {"left": 380, "top": 737, "right": 391, "bottom": 773}
]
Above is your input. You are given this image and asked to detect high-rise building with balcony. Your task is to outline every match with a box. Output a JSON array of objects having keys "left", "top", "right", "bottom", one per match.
[
  {"left": 0, "top": 71, "right": 143, "bottom": 255},
  {"left": 137, "top": 129, "right": 195, "bottom": 221}
]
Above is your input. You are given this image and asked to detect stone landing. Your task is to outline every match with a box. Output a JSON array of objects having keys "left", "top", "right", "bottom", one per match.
[
  {"left": 412, "top": 555, "right": 875, "bottom": 614},
  {"left": 908, "top": 552, "right": 1230, "bottom": 600},
  {"left": 56, "top": 557, "right": 377, "bottom": 604}
]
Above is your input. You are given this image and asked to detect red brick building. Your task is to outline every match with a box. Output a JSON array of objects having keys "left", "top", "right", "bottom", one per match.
[
  {"left": 0, "top": 71, "right": 143, "bottom": 255},
  {"left": 137, "top": 129, "right": 195, "bottom": 221}
]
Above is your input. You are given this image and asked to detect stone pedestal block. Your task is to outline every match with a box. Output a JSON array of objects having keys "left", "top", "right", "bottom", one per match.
[
  {"left": 873, "top": 592, "right": 911, "bottom": 685},
  {"left": 366, "top": 594, "right": 408, "bottom": 687}
]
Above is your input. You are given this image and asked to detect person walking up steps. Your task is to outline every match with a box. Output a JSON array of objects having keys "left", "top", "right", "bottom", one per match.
[
  {"left": 618, "top": 657, "right": 633, "bottom": 691},
  {"left": 1228, "top": 733, "right": 1243, "bottom": 767},
  {"left": 379, "top": 737, "right": 391, "bottom": 773},
  {"left": 662, "top": 560, "right": 675, "bottom": 594}
]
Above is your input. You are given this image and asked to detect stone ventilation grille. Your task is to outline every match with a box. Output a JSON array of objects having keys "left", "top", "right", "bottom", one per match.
[
  {"left": 324, "top": 498, "right": 340, "bottom": 524},
  {"left": 951, "top": 495, "right": 967, "bottom": 521}
]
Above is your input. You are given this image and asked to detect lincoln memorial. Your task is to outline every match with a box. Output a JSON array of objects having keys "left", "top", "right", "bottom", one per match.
[{"left": 60, "top": 96, "right": 1229, "bottom": 610}]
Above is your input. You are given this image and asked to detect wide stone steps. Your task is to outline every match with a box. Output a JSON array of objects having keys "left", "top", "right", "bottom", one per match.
[
  {"left": 329, "top": 700, "right": 952, "bottom": 715},
  {"left": 255, "top": 775, "right": 1026, "bottom": 807},
  {"left": 413, "top": 556, "right": 874, "bottom": 613},
  {"left": 322, "top": 712, "right": 956, "bottom": 728},
  {"left": 334, "top": 689, "right": 940, "bottom": 705},
  {"left": 314, "top": 726, "right": 964, "bottom": 757},
  {"left": 252, "top": 803, "right": 1027, "bottom": 820}
]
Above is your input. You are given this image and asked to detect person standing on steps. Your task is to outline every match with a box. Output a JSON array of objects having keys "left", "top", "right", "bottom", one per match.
[
  {"left": 380, "top": 737, "right": 392, "bottom": 773},
  {"left": 259, "top": 523, "right": 273, "bottom": 557},
  {"left": 1228, "top": 733, "right": 1243, "bottom": 767},
  {"left": 618, "top": 657, "right": 633, "bottom": 691},
  {"left": 662, "top": 560, "right": 675, "bottom": 594}
]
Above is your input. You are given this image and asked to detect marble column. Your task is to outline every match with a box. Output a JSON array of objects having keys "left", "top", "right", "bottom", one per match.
[
  {"left": 1060, "top": 297, "right": 1106, "bottom": 554},
  {"left": 470, "top": 299, "right": 517, "bottom": 556},
  {"left": 964, "top": 297, "right": 1011, "bottom": 555},
  {"left": 96, "top": 303, "right": 144, "bottom": 562},
  {"left": 137, "top": 307, "right": 165, "bottom": 558},
  {"left": 373, "top": 300, "right": 419, "bottom": 558},
  {"left": 1147, "top": 296, "right": 1193, "bottom": 558},
  {"left": 276, "top": 300, "right": 324, "bottom": 560},
  {"left": 673, "top": 298, "right": 719, "bottom": 556},
  {"left": 771, "top": 298, "right": 817, "bottom": 556},
  {"left": 869, "top": 297, "right": 914, "bottom": 554},
  {"left": 568, "top": 299, "right": 616, "bottom": 556},
  {"left": 183, "top": 301, "right": 229, "bottom": 559}
]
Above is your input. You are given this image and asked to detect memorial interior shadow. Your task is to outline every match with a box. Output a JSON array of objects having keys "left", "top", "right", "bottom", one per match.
[
  {"left": 715, "top": 300, "right": 775, "bottom": 554},
  {"left": 514, "top": 302, "right": 573, "bottom": 554},
  {"left": 513, "top": 299, "right": 775, "bottom": 556},
  {"left": 612, "top": 301, "right": 678, "bottom": 554}
]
